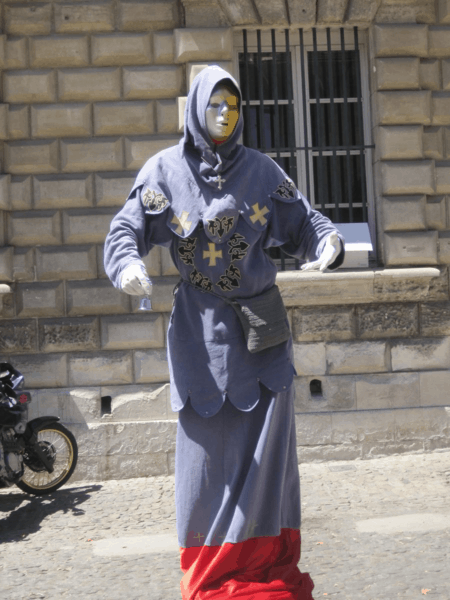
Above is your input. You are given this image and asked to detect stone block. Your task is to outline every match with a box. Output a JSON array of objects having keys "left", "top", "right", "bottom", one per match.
[
  {"left": 160, "top": 245, "right": 178, "bottom": 275},
  {"left": 357, "top": 303, "right": 418, "bottom": 339},
  {"left": 445, "top": 127, "right": 450, "bottom": 158},
  {"left": 326, "top": 341, "right": 388, "bottom": 375},
  {"left": 36, "top": 245, "right": 97, "bottom": 280},
  {"left": 423, "top": 126, "right": 444, "bottom": 159},
  {"left": 55, "top": 3, "right": 114, "bottom": 33},
  {"left": 58, "top": 68, "right": 121, "bottom": 102},
  {"left": 39, "top": 317, "right": 100, "bottom": 353},
  {"left": 69, "top": 351, "right": 133, "bottom": 386},
  {"left": 421, "top": 301, "right": 450, "bottom": 335},
  {"left": 432, "top": 92, "right": 450, "bottom": 125},
  {"left": 438, "top": 231, "right": 450, "bottom": 263},
  {"left": 124, "top": 136, "right": 180, "bottom": 169},
  {"left": 134, "top": 349, "right": 170, "bottom": 383},
  {"left": 5, "top": 37, "right": 27, "bottom": 70},
  {"left": 130, "top": 276, "right": 178, "bottom": 313},
  {"left": 0, "top": 105, "right": 7, "bottom": 141},
  {"left": 119, "top": 0, "right": 179, "bottom": 31},
  {"left": 356, "top": 372, "right": 420, "bottom": 410},
  {"left": 12, "top": 248, "right": 35, "bottom": 282},
  {"left": 123, "top": 66, "right": 183, "bottom": 99},
  {"left": 382, "top": 195, "right": 427, "bottom": 231},
  {"left": 295, "top": 413, "right": 332, "bottom": 447},
  {"left": 375, "top": 1, "right": 436, "bottom": 25},
  {"left": 420, "top": 370, "right": 450, "bottom": 405},
  {"left": 29, "top": 35, "right": 89, "bottom": 69},
  {"left": 292, "top": 306, "right": 356, "bottom": 342},
  {"left": 34, "top": 174, "right": 94, "bottom": 209},
  {"left": 429, "top": 26, "right": 450, "bottom": 58},
  {"left": 436, "top": 161, "right": 450, "bottom": 193},
  {"left": 10, "top": 176, "right": 32, "bottom": 211},
  {"left": 101, "top": 383, "right": 170, "bottom": 421},
  {"left": 62, "top": 207, "right": 116, "bottom": 244},
  {"left": 294, "top": 375, "right": 356, "bottom": 413},
  {"left": 8, "top": 210, "right": 62, "bottom": 247},
  {"left": 377, "top": 91, "right": 431, "bottom": 125},
  {"left": 178, "top": 96, "right": 187, "bottom": 132},
  {"left": 381, "top": 160, "right": 434, "bottom": 195},
  {"left": 442, "top": 59, "right": 450, "bottom": 90},
  {"left": 92, "top": 33, "right": 152, "bottom": 67},
  {"left": 0, "top": 247, "right": 13, "bottom": 282},
  {"left": 395, "top": 406, "right": 450, "bottom": 442},
  {"left": 4, "top": 70, "right": 57, "bottom": 104},
  {"left": 384, "top": 231, "right": 438, "bottom": 266},
  {"left": 376, "top": 57, "right": 420, "bottom": 90},
  {"left": 0, "top": 319, "right": 37, "bottom": 354},
  {"left": 95, "top": 173, "right": 135, "bottom": 207},
  {"left": 5, "top": 140, "right": 59, "bottom": 175},
  {"left": 31, "top": 103, "right": 92, "bottom": 138},
  {"left": 419, "top": 59, "right": 441, "bottom": 90},
  {"left": 374, "top": 24, "right": 428, "bottom": 57},
  {"left": 392, "top": 337, "right": 450, "bottom": 371},
  {"left": 331, "top": 410, "right": 396, "bottom": 445},
  {"left": 143, "top": 246, "right": 162, "bottom": 277},
  {"left": 100, "top": 314, "right": 165, "bottom": 349},
  {"left": 377, "top": 126, "right": 423, "bottom": 160},
  {"left": 156, "top": 99, "right": 178, "bottom": 134},
  {"left": 16, "top": 282, "right": 64, "bottom": 318},
  {"left": 61, "top": 138, "right": 123, "bottom": 173},
  {"left": 154, "top": 31, "right": 174, "bottom": 64},
  {"left": 32, "top": 387, "right": 101, "bottom": 424},
  {"left": 426, "top": 196, "right": 447, "bottom": 230},
  {"left": 66, "top": 280, "right": 130, "bottom": 316},
  {"left": 0, "top": 175, "right": 10, "bottom": 211},
  {"left": 174, "top": 28, "right": 232, "bottom": 63},
  {"left": 12, "top": 353, "right": 68, "bottom": 388},
  {"left": 5, "top": 3, "right": 52, "bottom": 36},
  {"left": 94, "top": 101, "right": 154, "bottom": 136},
  {"left": 440, "top": 0, "right": 450, "bottom": 23},
  {"left": 293, "top": 342, "right": 326, "bottom": 376},
  {"left": 8, "top": 105, "right": 30, "bottom": 140}
]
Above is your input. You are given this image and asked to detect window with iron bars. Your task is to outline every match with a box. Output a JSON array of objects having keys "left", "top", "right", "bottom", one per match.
[{"left": 234, "top": 27, "right": 374, "bottom": 269}]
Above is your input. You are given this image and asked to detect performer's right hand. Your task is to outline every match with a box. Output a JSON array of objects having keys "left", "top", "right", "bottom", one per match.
[{"left": 120, "top": 264, "right": 153, "bottom": 296}]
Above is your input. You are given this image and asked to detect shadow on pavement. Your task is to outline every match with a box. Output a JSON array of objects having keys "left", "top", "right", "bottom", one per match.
[{"left": 0, "top": 485, "right": 102, "bottom": 544}]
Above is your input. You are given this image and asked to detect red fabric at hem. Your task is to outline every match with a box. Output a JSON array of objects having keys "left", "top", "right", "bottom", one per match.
[{"left": 180, "top": 528, "right": 314, "bottom": 600}]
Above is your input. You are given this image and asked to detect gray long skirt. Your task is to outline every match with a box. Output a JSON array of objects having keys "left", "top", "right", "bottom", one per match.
[{"left": 175, "top": 383, "right": 301, "bottom": 549}]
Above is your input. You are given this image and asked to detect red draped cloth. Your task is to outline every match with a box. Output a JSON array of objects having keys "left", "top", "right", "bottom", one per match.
[{"left": 180, "top": 528, "right": 315, "bottom": 600}]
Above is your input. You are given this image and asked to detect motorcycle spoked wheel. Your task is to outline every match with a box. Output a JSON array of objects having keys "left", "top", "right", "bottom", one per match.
[{"left": 16, "top": 423, "right": 78, "bottom": 496}]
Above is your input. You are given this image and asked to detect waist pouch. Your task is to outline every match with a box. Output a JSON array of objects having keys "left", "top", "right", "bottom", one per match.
[{"left": 180, "top": 280, "right": 291, "bottom": 353}]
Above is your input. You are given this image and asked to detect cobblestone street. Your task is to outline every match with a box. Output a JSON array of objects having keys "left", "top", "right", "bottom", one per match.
[{"left": 1, "top": 450, "right": 449, "bottom": 600}]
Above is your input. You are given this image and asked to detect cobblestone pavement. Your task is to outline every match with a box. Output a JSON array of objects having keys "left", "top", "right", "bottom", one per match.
[{"left": 1, "top": 449, "right": 449, "bottom": 600}]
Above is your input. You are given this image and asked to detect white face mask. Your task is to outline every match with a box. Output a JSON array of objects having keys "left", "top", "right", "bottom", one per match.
[{"left": 205, "top": 84, "right": 240, "bottom": 143}]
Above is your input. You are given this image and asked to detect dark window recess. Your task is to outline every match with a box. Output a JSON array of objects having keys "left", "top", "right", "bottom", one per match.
[
  {"left": 309, "top": 379, "right": 323, "bottom": 398},
  {"left": 239, "top": 27, "right": 373, "bottom": 270},
  {"left": 101, "top": 395, "right": 112, "bottom": 416}
]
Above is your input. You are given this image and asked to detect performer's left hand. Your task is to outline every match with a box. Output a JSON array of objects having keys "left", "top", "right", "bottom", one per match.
[{"left": 300, "top": 232, "right": 342, "bottom": 272}]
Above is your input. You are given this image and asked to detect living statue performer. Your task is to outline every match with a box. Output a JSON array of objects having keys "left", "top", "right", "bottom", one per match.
[{"left": 104, "top": 66, "right": 344, "bottom": 600}]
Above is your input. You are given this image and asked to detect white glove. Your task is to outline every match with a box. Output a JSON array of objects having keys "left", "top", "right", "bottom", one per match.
[
  {"left": 120, "top": 264, "right": 152, "bottom": 296},
  {"left": 300, "top": 232, "right": 342, "bottom": 272}
]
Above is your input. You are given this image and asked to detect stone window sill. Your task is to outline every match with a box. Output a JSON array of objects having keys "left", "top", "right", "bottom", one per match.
[{"left": 277, "top": 267, "right": 447, "bottom": 306}]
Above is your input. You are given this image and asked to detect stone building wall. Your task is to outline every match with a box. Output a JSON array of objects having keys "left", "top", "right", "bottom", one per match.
[{"left": 0, "top": 0, "right": 450, "bottom": 481}]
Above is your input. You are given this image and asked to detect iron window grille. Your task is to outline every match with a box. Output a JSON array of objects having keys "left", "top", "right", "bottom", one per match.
[{"left": 235, "top": 27, "right": 374, "bottom": 269}]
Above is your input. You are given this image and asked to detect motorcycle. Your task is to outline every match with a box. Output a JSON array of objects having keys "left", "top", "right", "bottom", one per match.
[{"left": 0, "top": 362, "right": 78, "bottom": 496}]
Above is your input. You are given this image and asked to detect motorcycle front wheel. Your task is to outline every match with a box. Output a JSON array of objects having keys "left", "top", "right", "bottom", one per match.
[{"left": 16, "top": 423, "right": 78, "bottom": 496}]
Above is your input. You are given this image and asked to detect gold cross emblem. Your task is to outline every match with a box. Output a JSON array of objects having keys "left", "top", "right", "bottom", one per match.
[
  {"left": 194, "top": 532, "right": 205, "bottom": 543},
  {"left": 203, "top": 243, "right": 223, "bottom": 266},
  {"left": 250, "top": 203, "right": 270, "bottom": 226},
  {"left": 171, "top": 211, "right": 192, "bottom": 234},
  {"left": 215, "top": 175, "right": 226, "bottom": 190}
]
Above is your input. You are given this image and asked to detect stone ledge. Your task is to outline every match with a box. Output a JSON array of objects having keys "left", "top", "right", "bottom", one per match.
[
  {"left": 276, "top": 267, "right": 445, "bottom": 306},
  {"left": 0, "top": 284, "right": 13, "bottom": 317}
]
